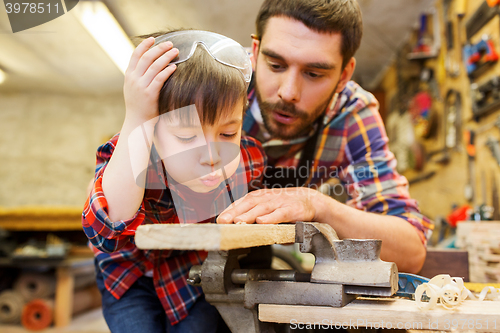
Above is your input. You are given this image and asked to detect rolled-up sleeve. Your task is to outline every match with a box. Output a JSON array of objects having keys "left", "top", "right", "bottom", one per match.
[
  {"left": 82, "top": 134, "right": 145, "bottom": 253},
  {"left": 341, "top": 104, "right": 434, "bottom": 245}
]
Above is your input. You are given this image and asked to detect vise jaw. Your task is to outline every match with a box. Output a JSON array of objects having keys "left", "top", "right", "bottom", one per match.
[
  {"left": 188, "top": 222, "right": 398, "bottom": 333},
  {"left": 296, "top": 222, "right": 398, "bottom": 297}
]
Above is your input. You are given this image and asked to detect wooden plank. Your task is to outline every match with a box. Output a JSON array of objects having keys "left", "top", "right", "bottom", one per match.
[
  {"left": 54, "top": 267, "right": 74, "bottom": 328},
  {"left": 259, "top": 299, "right": 500, "bottom": 332},
  {"left": 0, "top": 206, "right": 83, "bottom": 231},
  {"left": 135, "top": 224, "right": 296, "bottom": 251}
]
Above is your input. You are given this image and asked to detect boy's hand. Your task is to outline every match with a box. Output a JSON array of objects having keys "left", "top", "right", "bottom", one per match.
[{"left": 123, "top": 37, "right": 179, "bottom": 125}]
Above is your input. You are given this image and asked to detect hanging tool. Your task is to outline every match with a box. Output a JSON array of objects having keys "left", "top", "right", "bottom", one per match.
[
  {"left": 465, "top": 2, "right": 500, "bottom": 39},
  {"left": 477, "top": 115, "right": 500, "bottom": 133},
  {"left": 464, "top": 129, "right": 476, "bottom": 203},
  {"left": 487, "top": 0, "right": 500, "bottom": 7},
  {"left": 486, "top": 136, "right": 500, "bottom": 166},
  {"left": 463, "top": 36, "right": 499, "bottom": 77},
  {"left": 471, "top": 77, "right": 500, "bottom": 120},
  {"left": 444, "top": 90, "right": 462, "bottom": 150},
  {"left": 413, "top": 14, "right": 433, "bottom": 54},
  {"left": 492, "top": 172, "right": 500, "bottom": 220}
]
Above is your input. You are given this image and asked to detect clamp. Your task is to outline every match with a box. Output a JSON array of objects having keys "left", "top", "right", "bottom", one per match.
[{"left": 188, "top": 222, "right": 399, "bottom": 333}]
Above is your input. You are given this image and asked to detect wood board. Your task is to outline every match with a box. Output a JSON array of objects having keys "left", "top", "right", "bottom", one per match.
[
  {"left": 259, "top": 298, "right": 500, "bottom": 332},
  {"left": 135, "top": 224, "right": 296, "bottom": 251}
]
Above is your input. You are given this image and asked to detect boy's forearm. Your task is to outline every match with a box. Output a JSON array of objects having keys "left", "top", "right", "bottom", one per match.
[
  {"left": 316, "top": 195, "right": 426, "bottom": 273},
  {"left": 101, "top": 118, "right": 155, "bottom": 222}
]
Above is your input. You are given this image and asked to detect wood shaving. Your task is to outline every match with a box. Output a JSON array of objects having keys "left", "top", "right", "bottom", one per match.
[{"left": 415, "top": 274, "right": 472, "bottom": 310}]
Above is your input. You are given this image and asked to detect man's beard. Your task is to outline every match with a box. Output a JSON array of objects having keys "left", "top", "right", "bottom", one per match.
[{"left": 255, "top": 80, "right": 338, "bottom": 141}]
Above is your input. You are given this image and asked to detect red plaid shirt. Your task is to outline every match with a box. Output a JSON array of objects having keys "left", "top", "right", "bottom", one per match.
[{"left": 82, "top": 134, "right": 266, "bottom": 324}]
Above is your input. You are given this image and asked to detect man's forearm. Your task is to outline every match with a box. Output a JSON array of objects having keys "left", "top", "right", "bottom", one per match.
[{"left": 315, "top": 194, "right": 426, "bottom": 274}]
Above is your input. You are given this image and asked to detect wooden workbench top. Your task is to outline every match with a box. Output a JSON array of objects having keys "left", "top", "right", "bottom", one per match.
[{"left": 259, "top": 298, "right": 500, "bottom": 332}]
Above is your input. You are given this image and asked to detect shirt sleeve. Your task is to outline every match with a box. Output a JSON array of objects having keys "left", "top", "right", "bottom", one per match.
[
  {"left": 82, "top": 134, "right": 146, "bottom": 253},
  {"left": 341, "top": 102, "right": 434, "bottom": 246}
]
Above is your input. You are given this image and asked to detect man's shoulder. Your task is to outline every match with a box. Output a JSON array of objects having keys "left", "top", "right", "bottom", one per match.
[
  {"left": 325, "top": 81, "right": 380, "bottom": 128},
  {"left": 340, "top": 81, "right": 379, "bottom": 113}
]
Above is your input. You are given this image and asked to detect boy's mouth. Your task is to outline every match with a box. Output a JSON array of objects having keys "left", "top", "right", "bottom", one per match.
[{"left": 199, "top": 172, "right": 222, "bottom": 187}]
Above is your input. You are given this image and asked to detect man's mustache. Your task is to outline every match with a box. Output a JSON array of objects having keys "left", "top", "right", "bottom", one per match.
[{"left": 262, "top": 101, "right": 307, "bottom": 118}]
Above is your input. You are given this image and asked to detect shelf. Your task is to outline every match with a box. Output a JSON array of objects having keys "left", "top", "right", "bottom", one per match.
[{"left": 0, "top": 206, "right": 83, "bottom": 231}]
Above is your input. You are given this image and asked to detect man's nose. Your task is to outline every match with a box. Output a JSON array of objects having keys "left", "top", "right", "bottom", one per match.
[
  {"left": 278, "top": 70, "right": 301, "bottom": 103},
  {"left": 199, "top": 141, "right": 222, "bottom": 167}
]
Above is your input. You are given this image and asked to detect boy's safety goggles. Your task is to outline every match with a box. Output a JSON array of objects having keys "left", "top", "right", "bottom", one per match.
[{"left": 153, "top": 30, "right": 252, "bottom": 84}]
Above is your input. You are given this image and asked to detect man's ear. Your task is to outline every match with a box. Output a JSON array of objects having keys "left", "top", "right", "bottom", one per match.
[
  {"left": 335, "top": 57, "right": 356, "bottom": 93},
  {"left": 251, "top": 38, "right": 260, "bottom": 71}
]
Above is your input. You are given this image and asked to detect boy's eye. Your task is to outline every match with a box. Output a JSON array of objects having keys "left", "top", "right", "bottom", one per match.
[
  {"left": 222, "top": 133, "right": 237, "bottom": 138},
  {"left": 176, "top": 135, "right": 196, "bottom": 143}
]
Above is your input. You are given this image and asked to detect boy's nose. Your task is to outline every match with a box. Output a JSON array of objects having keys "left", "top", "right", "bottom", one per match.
[{"left": 199, "top": 141, "right": 222, "bottom": 167}]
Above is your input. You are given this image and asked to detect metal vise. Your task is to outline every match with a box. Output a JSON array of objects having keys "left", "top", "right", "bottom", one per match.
[{"left": 187, "top": 222, "right": 399, "bottom": 333}]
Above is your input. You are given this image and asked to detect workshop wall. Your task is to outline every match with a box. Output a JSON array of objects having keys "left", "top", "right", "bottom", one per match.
[
  {"left": 0, "top": 92, "right": 124, "bottom": 207},
  {"left": 379, "top": 0, "right": 500, "bottom": 236}
]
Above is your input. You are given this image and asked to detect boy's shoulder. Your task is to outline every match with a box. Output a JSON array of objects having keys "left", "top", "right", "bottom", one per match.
[{"left": 96, "top": 133, "right": 120, "bottom": 161}]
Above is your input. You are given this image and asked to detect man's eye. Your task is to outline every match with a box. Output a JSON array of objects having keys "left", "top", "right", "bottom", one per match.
[
  {"left": 222, "top": 133, "right": 237, "bottom": 138},
  {"left": 268, "top": 62, "right": 284, "bottom": 71},
  {"left": 306, "top": 72, "right": 323, "bottom": 79},
  {"left": 176, "top": 136, "right": 196, "bottom": 143}
]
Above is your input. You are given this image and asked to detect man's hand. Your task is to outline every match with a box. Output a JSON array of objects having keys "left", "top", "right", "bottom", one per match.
[
  {"left": 123, "top": 37, "right": 179, "bottom": 125},
  {"left": 217, "top": 188, "right": 325, "bottom": 224}
]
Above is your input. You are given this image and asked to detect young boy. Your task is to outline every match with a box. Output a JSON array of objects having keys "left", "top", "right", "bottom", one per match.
[{"left": 82, "top": 30, "right": 266, "bottom": 332}]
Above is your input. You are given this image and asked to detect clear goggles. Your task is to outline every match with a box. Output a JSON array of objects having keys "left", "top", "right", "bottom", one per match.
[{"left": 153, "top": 30, "right": 252, "bottom": 84}]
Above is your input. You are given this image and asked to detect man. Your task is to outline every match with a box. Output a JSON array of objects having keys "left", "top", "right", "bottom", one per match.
[{"left": 217, "top": 0, "right": 433, "bottom": 274}]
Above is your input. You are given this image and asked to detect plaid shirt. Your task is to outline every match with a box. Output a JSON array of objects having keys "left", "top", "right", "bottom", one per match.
[
  {"left": 243, "top": 80, "right": 434, "bottom": 244},
  {"left": 82, "top": 134, "right": 266, "bottom": 325}
]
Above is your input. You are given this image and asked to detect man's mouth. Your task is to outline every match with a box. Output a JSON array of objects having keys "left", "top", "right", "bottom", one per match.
[{"left": 272, "top": 110, "right": 298, "bottom": 125}]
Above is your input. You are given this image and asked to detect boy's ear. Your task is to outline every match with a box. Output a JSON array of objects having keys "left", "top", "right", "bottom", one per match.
[{"left": 251, "top": 39, "right": 260, "bottom": 71}]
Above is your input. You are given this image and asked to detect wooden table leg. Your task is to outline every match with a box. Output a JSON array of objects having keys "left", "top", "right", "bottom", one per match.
[{"left": 54, "top": 266, "right": 74, "bottom": 327}]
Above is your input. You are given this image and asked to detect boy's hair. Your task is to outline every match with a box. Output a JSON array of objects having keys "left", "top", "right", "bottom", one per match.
[
  {"left": 138, "top": 31, "right": 247, "bottom": 126},
  {"left": 255, "top": 0, "right": 363, "bottom": 69}
]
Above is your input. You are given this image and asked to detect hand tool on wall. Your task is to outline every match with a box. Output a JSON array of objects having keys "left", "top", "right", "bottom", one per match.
[
  {"left": 477, "top": 115, "right": 500, "bottom": 132},
  {"left": 471, "top": 77, "right": 500, "bottom": 120},
  {"left": 486, "top": 136, "right": 500, "bottom": 166},
  {"left": 464, "top": 129, "right": 476, "bottom": 203},
  {"left": 465, "top": 1, "right": 500, "bottom": 39},
  {"left": 412, "top": 14, "right": 433, "bottom": 54},
  {"left": 444, "top": 90, "right": 462, "bottom": 150},
  {"left": 492, "top": 172, "right": 500, "bottom": 220},
  {"left": 463, "top": 36, "right": 499, "bottom": 78}
]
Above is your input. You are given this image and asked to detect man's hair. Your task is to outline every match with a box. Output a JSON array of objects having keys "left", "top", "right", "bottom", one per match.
[
  {"left": 139, "top": 31, "right": 247, "bottom": 126},
  {"left": 255, "top": 0, "right": 363, "bottom": 68}
]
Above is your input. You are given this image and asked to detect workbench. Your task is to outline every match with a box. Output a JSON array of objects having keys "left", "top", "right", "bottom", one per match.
[
  {"left": 136, "top": 223, "right": 500, "bottom": 332},
  {"left": 259, "top": 299, "right": 500, "bottom": 332}
]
